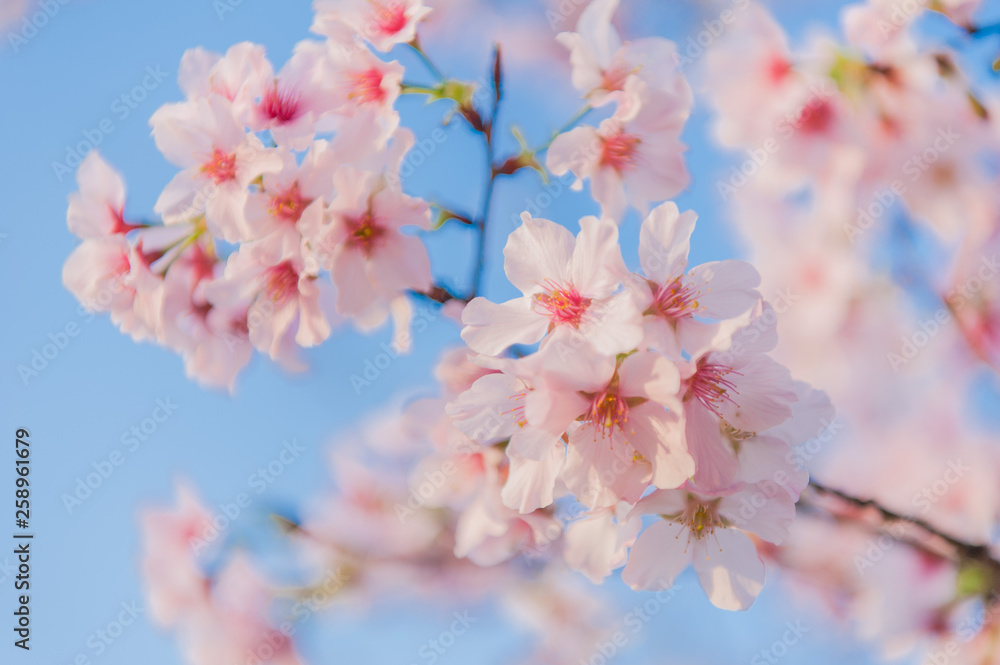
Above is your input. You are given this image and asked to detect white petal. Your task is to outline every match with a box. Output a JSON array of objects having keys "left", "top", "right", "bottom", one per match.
[
  {"left": 622, "top": 520, "right": 691, "bottom": 591},
  {"left": 501, "top": 448, "right": 564, "bottom": 514},
  {"left": 692, "top": 529, "right": 765, "bottom": 611},
  {"left": 638, "top": 201, "right": 695, "bottom": 282},
  {"left": 460, "top": 297, "right": 550, "bottom": 356},
  {"left": 504, "top": 213, "right": 575, "bottom": 294}
]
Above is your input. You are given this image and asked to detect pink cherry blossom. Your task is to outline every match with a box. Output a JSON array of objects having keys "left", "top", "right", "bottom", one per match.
[
  {"left": 562, "top": 503, "right": 641, "bottom": 583},
  {"left": 528, "top": 346, "right": 694, "bottom": 508},
  {"left": 622, "top": 482, "right": 795, "bottom": 610},
  {"left": 312, "top": 0, "right": 431, "bottom": 52},
  {"left": 138, "top": 483, "right": 212, "bottom": 627},
  {"left": 159, "top": 244, "right": 253, "bottom": 392},
  {"left": 62, "top": 235, "right": 163, "bottom": 342},
  {"left": 547, "top": 76, "right": 691, "bottom": 220},
  {"left": 178, "top": 555, "right": 302, "bottom": 665},
  {"left": 151, "top": 95, "right": 283, "bottom": 242},
  {"left": 629, "top": 202, "right": 761, "bottom": 358},
  {"left": 207, "top": 242, "right": 333, "bottom": 367},
  {"left": 452, "top": 447, "right": 563, "bottom": 566},
  {"left": 176, "top": 42, "right": 270, "bottom": 111},
  {"left": 248, "top": 40, "right": 338, "bottom": 150},
  {"left": 302, "top": 165, "right": 432, "bottom": 326},
  {"left": 244, "top": 141, "right": 339, "bottom": 265},
  {"left": 556, "top": 0, "right": 689, "bottom": 107},
  {"left": 67, "top": 151, "right": 141, "bottom": 238},
  {"left": 703, "top": 3, "right": 798, "bottom": 148},
  {"left": 678, "top": 302, "right": 799, "bottom": 491},
  {"left": 322, "top": 39, "right": 403, "bottom": 138},
  {"left": 461, "top": 213, "right": 642, "bottom": 356}
]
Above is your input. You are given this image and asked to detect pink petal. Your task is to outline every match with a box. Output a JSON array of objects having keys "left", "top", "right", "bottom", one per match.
[
  {"left": 622, "top": 520, "right": 691, "bottom": 591},
  {"left": 691, "top": 529, "right": 765, "bottom": 611}
]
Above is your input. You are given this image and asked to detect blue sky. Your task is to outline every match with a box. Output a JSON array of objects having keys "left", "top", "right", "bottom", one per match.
[{"left": 0, "top": 0, "right": 962, "bottom": 663}]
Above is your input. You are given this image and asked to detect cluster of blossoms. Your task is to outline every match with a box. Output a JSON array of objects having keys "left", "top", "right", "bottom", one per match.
[
  {"left": 63, "top": 1, "right": 435, "bottom": 390},
  {"left": 703, "top": 0, "right": 1000, "bottom": 662},
  {"left": 447, "top": 201, "right": 831, "bottom": 611},
  {"left": 544, "top": 0, "right": 693, "bottom": 219},
  {"left": 141, "top": 456, "right": 614, "bottom": 665},
  {"left": 61, "top": 0, "right": 1000, "bottom": 663}
]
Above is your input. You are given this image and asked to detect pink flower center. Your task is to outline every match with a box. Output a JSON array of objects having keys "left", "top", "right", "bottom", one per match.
[
  {"left": 767, "top": 55, "right": 792, "bottom": 84},
  {"left": 600, "top": 62, "right": 634, "bottom": 93},
  {"left": 501, "top": 389, "right": 529, "bottom": 429},
  {"left": 187, "top": 245, "right": 218, "bottom": 285},
  {"left": 192, "top": 301, "right": 213, "bottom": 322},
  {"left": 269, "top": 182, "right": 312, "bottom": 224},
  {"left": 957, "top": 306, "right": 1000, "bottom": 363},
  {"left": 350, "top": 67, "right": 387, "bottom": 105},
  {"left": 648, "top": 277, "right": 700, "bottom": 320},
  {"left": 796, "top": 99, "right": 834, "bottom": 135},
  {"left": 230, "top": 314, "right": 251, "bottom": 341},
  {"left": 687, "top": 362, "right": 741, "bottom": 418},
  {"left": 135, "top": 240, "right": 165, "bottom": 267},
  {"left": 114, "top": 250, "right": 132, "bottom": 278},
  {"left": 585, "top": 391, "right": 630, "bottom": 440},
  {"left": 371, "top": 1, "right": 408, "bottom": 36},
  {"left": 533, "top": 282, "right": 591, "bottom": 328},
  {"left": 679, "top": 497, "right": 724, "bottom": 541},
  {"left": 600, "top": 133, "right": 641, "bottom": 172},
  {"left": 261, "top": 83, "right": 302, "bottom": 125},
  {"left": 800, "top": 263, "right": 826, "bottom": 290},
  {"left": 346, "top": 212, "right": 385, "bottom": 256},
  {"left": 201, "top": 148, "right": 238, "bottom": 184},
  {"left": 107, "top": 204, "right": 141, "bottom": 235},
  {"left": 262, "top": 261, "right": 299, "bottom": 304},
  {"left": 180, "top": 520, "right": 207, "bottom": 543}
]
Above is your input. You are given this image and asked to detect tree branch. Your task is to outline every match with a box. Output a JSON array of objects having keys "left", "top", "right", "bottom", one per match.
[
  {"left": 807, "top": 479, "right": 1000, "bottom": 576},
  {"left": 468, "top": 45, "right": 503, "bottom": 301}
]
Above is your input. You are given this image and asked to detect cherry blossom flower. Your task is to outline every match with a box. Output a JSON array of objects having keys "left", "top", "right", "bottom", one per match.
[
  {"left": 556, "top": 0, "right": 689, "bottom": 107},
  {"left": 530, "top": 346, "right": 694, "bottom": 508},
  {"left": 176, "top": 42, "right": 271, "bottom": 113},
  {"left": 248, "top": 40, "right": 338, "bottom": 150},
  {"left": 622, "top": 483, "right": 795, "bottom": 610},
  {"left": 629, "top": 202, "right": 761, "bottom": 358},
  {"left": 562, "top": 502, "right": 641, "bottom": 583},
  {"left": 321, "top": 39, "right": 403, "bottom": 142},
  {"left": 678, "top": 302, "right": 799, "bottom": 491},
  {"left": 159, "top": 245, "right": 253, "bottom": 392},
  {"left": 703, "top": 3, "right": 799, "bottom": 148},
  {"left": 312, "top": 0, "right": 431, "bottom": 52},
  {"left": 139, "top": 483, "right": 212, "bottom": 627},
  {"left": 178, "top": 555, "right": 302, "bottom": 665},
  {"left": 151, "top": 95, "right": 283, "bottom": 242},
  {"left": 547, "top": 76, "right": 691, "bottom": 220},
  {"left": 461, "top": 213, "right": 642, "bottom": 356},
  {"left": 67, "top": 152, "right": 141, "bottom": 238},
  {"left": 301, "top": 165, "right": 432, "bottom": 328},
  {"left": 63, "top": 236, "right": 133, "bottom": 316},
  {"left": 207, "top": 242, "right": 333, "bottom": 367},
  {"left": 449, "top": 344, "right": 695, "bottom": 511},
  {"left": 453, "top": 447, "right": 563, "bottom": 566},
  {"left": 62, "top": 235, "right": 164, "bottom": 342},
  {"left": 244, "top": 141, "right": 339, "bottom": 265}
]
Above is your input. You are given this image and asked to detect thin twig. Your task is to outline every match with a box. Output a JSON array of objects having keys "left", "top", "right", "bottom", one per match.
[
  {"left": 808, "top": 479, "right": 1000, "bottom": 574},
  {"left": 469, "top": 45, "right": 503, "bottom": 301}
]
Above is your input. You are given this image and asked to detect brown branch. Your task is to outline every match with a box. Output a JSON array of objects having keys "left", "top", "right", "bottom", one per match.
[
  {"left": 469, "top": 45, "right": 503, "bottom": 301},
  {"left": 808, "top": 479, "right": 1000, "bottom": 576},
  {"left": 412, "top": 284, "right": 467, "bottom": 305}
]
